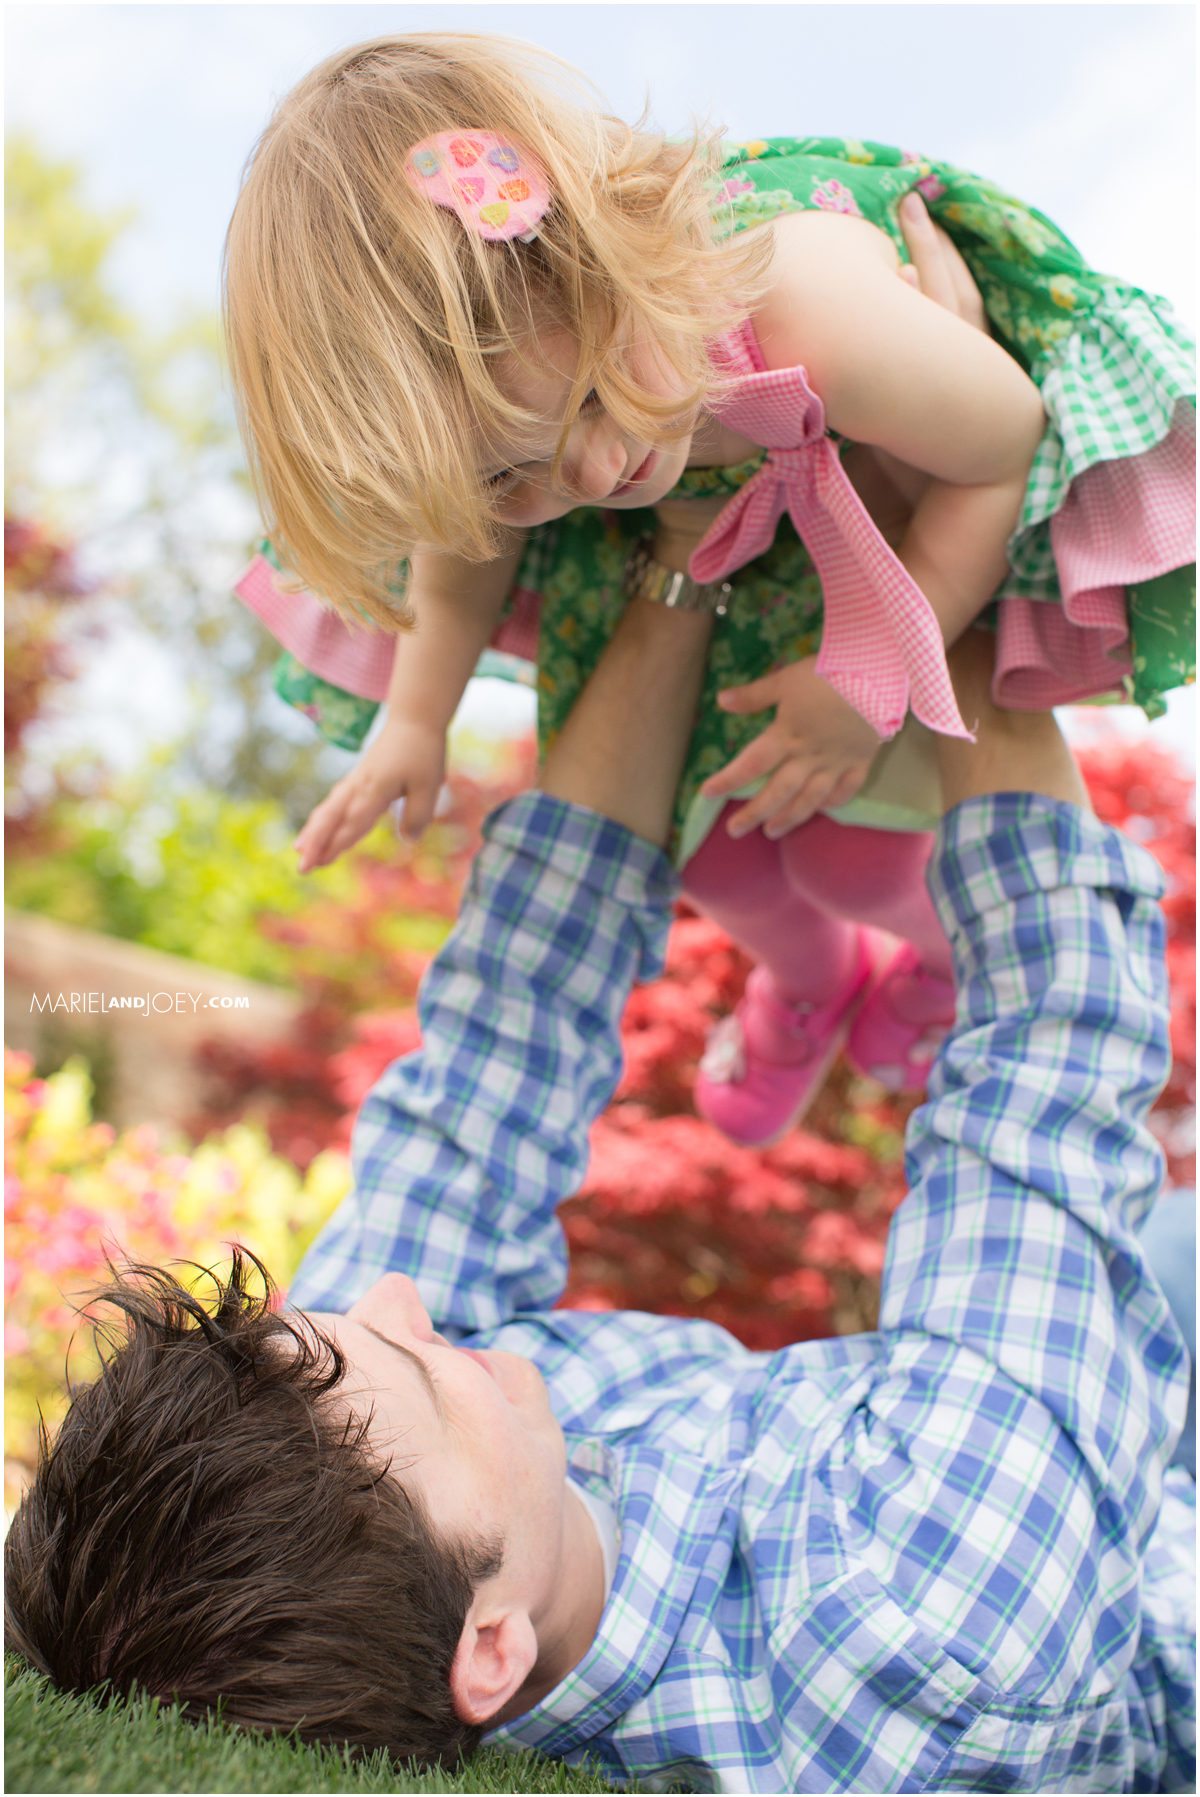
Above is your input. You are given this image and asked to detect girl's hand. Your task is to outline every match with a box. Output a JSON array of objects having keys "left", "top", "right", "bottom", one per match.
[
  {"left": 701, "top": 658, "right": 880, "bottom": 840},
  {"left": 294, "top": 718, "right": 446, "bottom": 872}
]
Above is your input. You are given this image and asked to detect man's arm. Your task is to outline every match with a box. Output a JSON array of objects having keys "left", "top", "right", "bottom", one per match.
[
  {"left": 856, "top": 634, "right": 1187, "bottom": 1706},
  {"left": 288, "top": 598, "right": 714, "bottom": 1327}
]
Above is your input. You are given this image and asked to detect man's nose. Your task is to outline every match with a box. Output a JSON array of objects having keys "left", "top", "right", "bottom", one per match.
[{"left": 347, "top": 1273, "right": 435, "bottom": 1343}]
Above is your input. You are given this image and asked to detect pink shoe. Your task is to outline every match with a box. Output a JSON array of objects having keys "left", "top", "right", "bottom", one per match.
[
  {"left": 846, "top": 942, "right": 955, "bottom": 1092},
  {"left": 693, "top": 934, "right": 875, "bottom": 1148}
]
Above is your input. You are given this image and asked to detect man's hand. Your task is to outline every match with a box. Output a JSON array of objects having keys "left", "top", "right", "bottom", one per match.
[
  {"left": 700, "top": 656, "right": 881, "bottom": 838},
  {"left": 936, "top": 629, "right": 1089, "bottom": 811},
  {"left": 896, "top": 191, "right": 988, "bottom": 330},
  {"left": 294, "top": 718, "right": 446, "bottom": 871}
]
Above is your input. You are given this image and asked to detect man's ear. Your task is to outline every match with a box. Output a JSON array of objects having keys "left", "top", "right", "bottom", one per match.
[{"left": 449, "top": 1603, "right": 538, "bottom": 1726}]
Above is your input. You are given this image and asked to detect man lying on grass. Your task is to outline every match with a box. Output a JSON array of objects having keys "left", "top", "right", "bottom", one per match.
[{"left": 6, "top": 602, "right": 1195, "bottom": 1794}]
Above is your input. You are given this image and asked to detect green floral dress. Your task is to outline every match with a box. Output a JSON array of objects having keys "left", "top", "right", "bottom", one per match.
[{"left": 267, "top": 139, "right": 1196, "bottom": 861}]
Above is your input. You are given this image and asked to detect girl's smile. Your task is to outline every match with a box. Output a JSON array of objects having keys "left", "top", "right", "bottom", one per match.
[{"left": 613, "top": 450, "right": 659, "bottom": 496}]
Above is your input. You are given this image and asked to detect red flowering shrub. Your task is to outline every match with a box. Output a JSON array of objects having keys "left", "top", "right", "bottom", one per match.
[
  {"left": 1079, "top": 739, "right": 1195, "bottom": 1187},
  {"left": 560, "top": 1098, "right": 903, "bottom": 1348},
  {"left": 5, "top": 515, "right": 100, "bottom": 855}
]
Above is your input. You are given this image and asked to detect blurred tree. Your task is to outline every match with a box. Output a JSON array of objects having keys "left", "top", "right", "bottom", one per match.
[
  {"left": 4, "top": 515, "right": 99, "bottom": 854},
  {"left": 4, "top": 136, "right": 341, "bottom": 822}
]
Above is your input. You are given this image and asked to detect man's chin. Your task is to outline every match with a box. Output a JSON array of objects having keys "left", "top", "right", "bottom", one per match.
[{"left": 491, "top": 1348, "right": 554, "bottom": 1415}]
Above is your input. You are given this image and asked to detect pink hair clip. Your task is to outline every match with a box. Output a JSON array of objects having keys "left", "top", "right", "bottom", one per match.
[{"left": 405, "top": 131, "right": 551, "bottom": 243}]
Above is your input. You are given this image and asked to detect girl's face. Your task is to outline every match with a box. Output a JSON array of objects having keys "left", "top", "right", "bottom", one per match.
[{"left": 479, "top": 328, "right": 697, "bottom": 527}]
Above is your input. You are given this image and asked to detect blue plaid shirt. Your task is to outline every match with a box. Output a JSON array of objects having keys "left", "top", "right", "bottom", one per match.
[{"left": 290, "top": 793, "right": 1195, "bottom": 1793}]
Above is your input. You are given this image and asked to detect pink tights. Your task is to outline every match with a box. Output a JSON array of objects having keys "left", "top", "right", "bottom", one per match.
[{"left": 681, "top": 805, "right": 953, "bottom": 1008}]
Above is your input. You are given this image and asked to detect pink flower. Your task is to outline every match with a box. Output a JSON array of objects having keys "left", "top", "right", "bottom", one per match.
[
  {"left": 720, "top": 178, "right": 756, "bottom": 201},
  {"left": 802, "top": 1210, "right": 886, "bottom": 1276},
  {"left": 915, "top": 174, "right": 946, "bottom": 203},
  {"left": 767, "top": 1267, "right": 833, "bottom": 1310},
  {"left": 810, "top": 180, "right": 862, "bottom": 218},
  {"left": 561, "top": 1290, "right": 615, "bottom": 1313}
]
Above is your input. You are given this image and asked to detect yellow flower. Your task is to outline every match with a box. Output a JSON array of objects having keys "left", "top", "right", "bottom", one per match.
[
  {"left": 740, "top": 141, "right": 768, "bottom": 160},
  {"left": 1049, "top": 275, "right": 1077, "bottom": 310},
  {"left": 286, "top": 1151, "right": 354, "bottom": 1280},
  {"left": 28, "top": 1059, "right": 93, "bottom": 1146},
  {"left": 844, "top": 140, "right": 874, "bottom": 165}
]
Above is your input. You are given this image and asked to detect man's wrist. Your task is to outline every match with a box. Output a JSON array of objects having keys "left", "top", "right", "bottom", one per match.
[{"left": 625, "top": 537, "right": 731, "bottom": 614}]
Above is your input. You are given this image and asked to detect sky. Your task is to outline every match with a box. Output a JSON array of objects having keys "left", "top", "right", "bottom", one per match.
[
  {"left": 6, "top": 2, "right": 1196, "bottom": 764},
  {"left": 7, "top": 4, "right": 1197, "bottom": 328}
]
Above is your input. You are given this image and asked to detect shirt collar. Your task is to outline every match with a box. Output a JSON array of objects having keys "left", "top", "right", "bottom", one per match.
[{"left": 490, "top": 1441, "right": 742, "bottom": 1757}]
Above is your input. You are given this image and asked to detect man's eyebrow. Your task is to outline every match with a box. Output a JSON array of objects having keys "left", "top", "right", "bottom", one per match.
[{"left": 359, "top": 1323, "right": 445, "bottom": 1422}]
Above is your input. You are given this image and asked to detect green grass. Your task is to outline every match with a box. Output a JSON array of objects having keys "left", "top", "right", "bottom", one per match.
[{"left": 4, "top": 1658, "right": 637, "bottom": 1795}]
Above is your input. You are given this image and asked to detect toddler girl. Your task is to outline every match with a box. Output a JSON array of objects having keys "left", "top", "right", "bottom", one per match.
[{"left": 226, "top": 34, "right": 1195, "bottom": 1146}]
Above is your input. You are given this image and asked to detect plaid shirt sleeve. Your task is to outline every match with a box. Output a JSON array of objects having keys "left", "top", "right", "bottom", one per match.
[
  {"left": 891, "top": 794, "right": 1183, "bottom": 1545},
  {"left": 853, "top": 794, "right": 1192, "bottom": 1779},
  {"left": 287, "top": 793, "right": 677, "bottom": 1332}
]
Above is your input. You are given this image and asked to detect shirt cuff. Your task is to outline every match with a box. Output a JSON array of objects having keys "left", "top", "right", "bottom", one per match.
[
  {"left": 928, "top": 793, "right": 1166, "bottom": 936},
  {"left": 483, "top": 791, "right": 678, "bottom": 908},
  {"left": 481, "top": 790, "right": 682, "bottom": 984}
]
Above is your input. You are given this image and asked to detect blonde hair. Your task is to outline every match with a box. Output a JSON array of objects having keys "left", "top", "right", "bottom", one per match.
[{"left": 223, "top": 32, "right": 768, "bottom": 628}]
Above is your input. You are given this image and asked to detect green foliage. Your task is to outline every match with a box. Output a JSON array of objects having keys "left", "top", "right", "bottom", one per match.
[
  {"left": 4, "top": 134, "right": 223, "bottom": 509},
  {"left": 6, "top": 798, "right": 155, "bottom": 939},
  {"left": 4, "top": 135, "right": 136, "bottom": 421},
  {"left": 108, "top": 790, "right": 342, "bottom": 983},
  {"left": 6, "top": 781, "right": 371, "bottom": 985},
  {"left": 4, "top": 1659, "right": 637, "bottom": 1795},
  {"left": 4, "top": 771, "right": 461, "bottom": 987}
]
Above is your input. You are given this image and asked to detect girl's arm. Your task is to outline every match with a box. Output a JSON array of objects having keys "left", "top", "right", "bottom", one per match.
[
  {"left": 704, "top": 200, "right": 1044, "bottom": 838},
  {"left": 294, "top": 535, "right": 525, "bottom": 871},
  {"left": 755, "top": 202, "right": 1046, "bottom": 641}
]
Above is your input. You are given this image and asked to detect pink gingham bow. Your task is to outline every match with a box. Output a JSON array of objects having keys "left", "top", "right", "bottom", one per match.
[{"left": 688, "top": 364, "right": 970, "bottom": 741}]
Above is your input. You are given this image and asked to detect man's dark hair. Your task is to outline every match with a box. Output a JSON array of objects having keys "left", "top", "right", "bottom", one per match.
[{"left": 4, "top": 1251, "right": 501, "bottom": 1767}]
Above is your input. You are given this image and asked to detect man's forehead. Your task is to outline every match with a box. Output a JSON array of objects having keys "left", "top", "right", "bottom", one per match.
[{"left": 307, "top": 1310, "right": 445, "bottom": 1419}]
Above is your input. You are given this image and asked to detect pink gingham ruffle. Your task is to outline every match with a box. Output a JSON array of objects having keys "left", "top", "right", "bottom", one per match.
[
  {"left": 233, "top": 557, "right": 540, "bottom": 700},
  {"left": 994, "top": 400, "right": 1195, "bottom": 707}
]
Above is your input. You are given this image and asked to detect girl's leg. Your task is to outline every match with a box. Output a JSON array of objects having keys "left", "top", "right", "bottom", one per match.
[
  {"left": 778, "top": 816, "right": 956, "bottom": 1087},
  {"left": 778, "top": 815, "right": 952, "bottom": 981},
  {"left": 683, "top": 812, "right": 959, "bottom": 1145},
  {"left": 681, "top": 813, "right": 859, "bottom": 1003},
  {"left": 681, "top": 810, "right": 876, "bottom": 1146}
]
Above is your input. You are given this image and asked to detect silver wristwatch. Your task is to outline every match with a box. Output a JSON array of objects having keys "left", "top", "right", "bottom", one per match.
[{"left": 622, "top": 537, "right": 732, "bottom": 615}]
